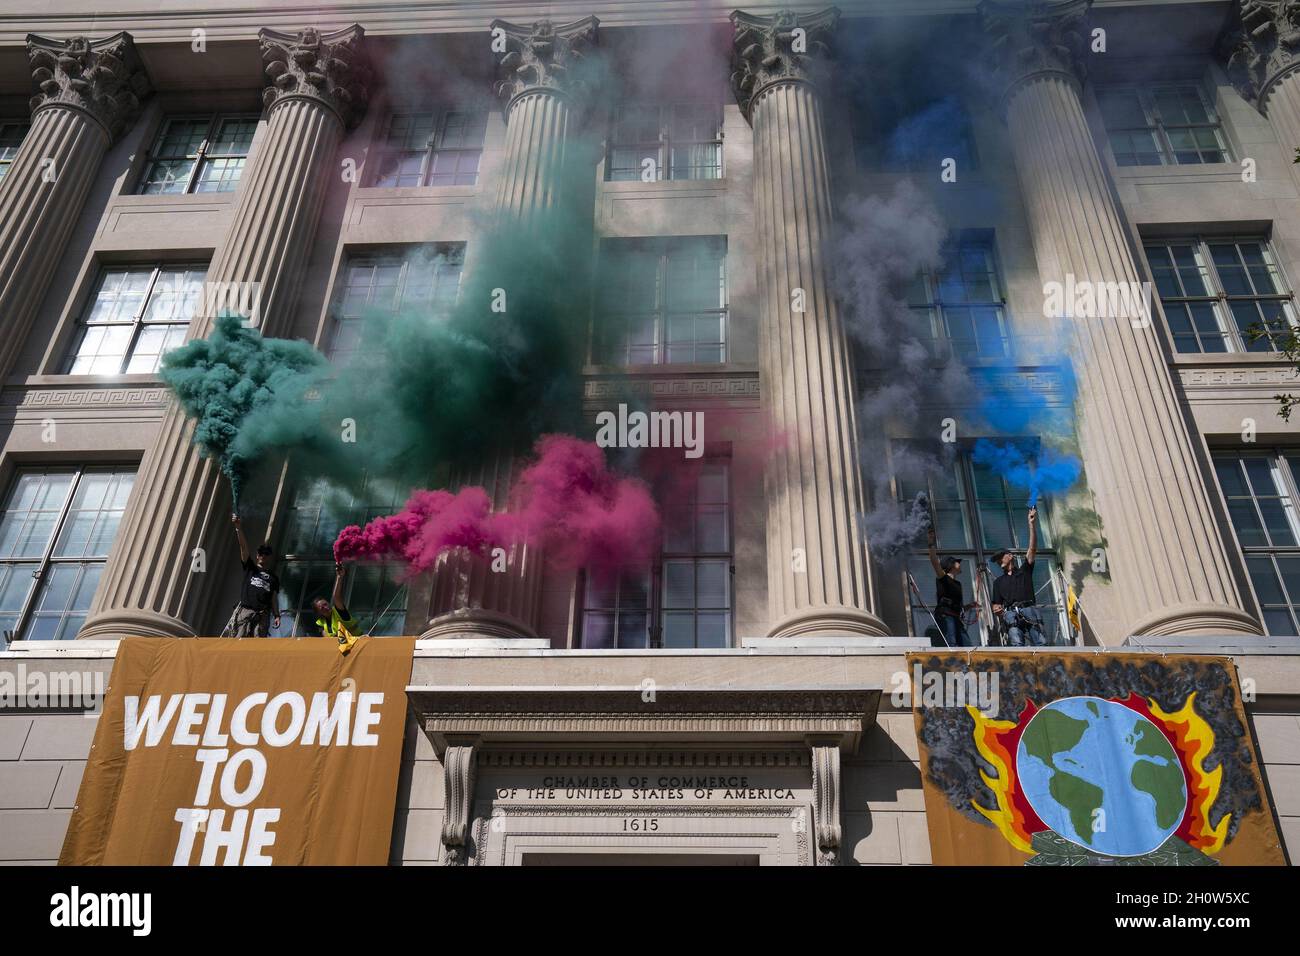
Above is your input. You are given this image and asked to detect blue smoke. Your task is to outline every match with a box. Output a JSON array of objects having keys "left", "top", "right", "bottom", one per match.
[
  {"left": 971, "top": 439, "right": 1081, "bottom": 507},
  {"left": 972, "top": 347, "right": 1082, "bottom": 506}
]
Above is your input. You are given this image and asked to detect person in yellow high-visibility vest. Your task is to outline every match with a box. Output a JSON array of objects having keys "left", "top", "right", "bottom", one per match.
[{"left": 313, "top": 562, "right": 360, "bottom": 655}]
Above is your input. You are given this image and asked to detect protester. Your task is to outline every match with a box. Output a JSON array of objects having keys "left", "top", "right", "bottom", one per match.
[
  {"left": 990, "top": 505, "right": 1047, "bottom": 646},
  {"left": 926, "top": 523, "right": 976, "bottom": 647},
  {"left": 314, "top": 561, "right": 361, "bottom": 655},
  {"left": 222, "top": 514, "right": 281, "bottom": 638}
]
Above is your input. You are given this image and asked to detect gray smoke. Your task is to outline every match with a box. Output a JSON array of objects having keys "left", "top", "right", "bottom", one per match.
[{"left": 833, "top": 182, "right": 971, "bottom": 559}]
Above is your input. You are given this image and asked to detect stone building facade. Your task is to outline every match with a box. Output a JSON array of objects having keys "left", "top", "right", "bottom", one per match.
[{"left": 0, "top": 0, "right": 1298, "bottom": 865}]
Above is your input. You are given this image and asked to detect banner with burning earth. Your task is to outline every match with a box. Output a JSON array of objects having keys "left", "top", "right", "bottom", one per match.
[{"left": 906, "top": 651, "right": 1286, "bottom": 866}]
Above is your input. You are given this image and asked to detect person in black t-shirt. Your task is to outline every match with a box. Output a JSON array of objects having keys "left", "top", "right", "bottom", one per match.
[
  {"left": 990, "top": 505, "right": 1046, "bottom": 647},
  {"left": 926, "top": 522, "right": 976, "bottom": 647},
  {"left": 221, "top": 514, "right": 282, "bottom": 638}
]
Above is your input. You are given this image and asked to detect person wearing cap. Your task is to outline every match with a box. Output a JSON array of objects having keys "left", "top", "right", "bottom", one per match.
[
  {"left": 990, "top": 505, "right": 1046, "bottom": 646},
  {"left": 222, "top": 514, "right": 282, "bottom": 637}
]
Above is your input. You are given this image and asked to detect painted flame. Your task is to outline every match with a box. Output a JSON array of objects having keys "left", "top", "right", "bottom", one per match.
[
  {"left": 1146, "top": 692, "right": 1229, "bottom": 854},
  {"left": 967, "top": 704, "right": 1035, "bottom": 853}
]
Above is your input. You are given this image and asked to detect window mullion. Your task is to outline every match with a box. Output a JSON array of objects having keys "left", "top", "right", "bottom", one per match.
[
  {"left": 1144, "top": 92, "right": 1179, "bottom": 166},
  {"left": 1196, "top": 238, "right": 1237, "bottom": 350},
  {"left": 186, "top": 117, "right": 214, "bottom": 193}
]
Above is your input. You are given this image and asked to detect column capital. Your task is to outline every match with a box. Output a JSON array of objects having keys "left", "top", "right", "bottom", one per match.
[
  {"left": 490, "top": 16, "right": 600, "bottom": 110},
  {"left": 979, "top": 0, "right": 1092, "bottom": 103},
  {"left": 26, "top": 32, "right": 152, "bottom": 144},
  {"left": 729, "top": 7, "right": 839, "bottom": 123},
  {"left": 1219, "top": 1, "right": 1300, "bottom": 107},
  {"left": 259, "top": 24, "right": 370, "bottom": 129}
]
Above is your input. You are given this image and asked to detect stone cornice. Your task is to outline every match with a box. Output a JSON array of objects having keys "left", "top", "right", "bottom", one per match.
[
  {"left": 408, "top": 685, "right": 881, "bottom": 754},
  {"left": 26, "top": 32, "right": 151, "bottom": 144},
  {"left": 490, "top": 16, "right": 600, "bottom": 111},
  {"left": 729, "top": 7, "right": 839, "bottom": 123},
  {"left": 259, "top": 24, "right": 370, "bottom": 129},
  {"left": 1220, "top": 0, "right": 1300, "bottom": 107},
  {"left": 978, "top": 0, "right": 1092, "bottom": 104}
]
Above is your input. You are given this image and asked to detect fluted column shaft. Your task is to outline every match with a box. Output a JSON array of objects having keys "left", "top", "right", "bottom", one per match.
[
  {"left": 493, "top": 89, "right": 573, "bottom": 220},
  {"left": 424, "top": 456, "right": 542, "bottom": 639},
  {"left": 1004, "top": 71, "right": 1258, "bottom": 637},
  {"left": 80, "top": 26, "right": 367, "bottom": 639},
  {"left": 750, "top": 79, "right": 885, "bottom": 638},
  {"left": 421, "top": 92, "right": 568, "bottom": 640},
  {"left": 0, "top": 109, "right": 105, "bottom": 380},
  {"left": 0, "top": 32, "right": 150, "bottom": 384},
  {"left": 423, "top": 17, "right": 596, "bottom": 641}
]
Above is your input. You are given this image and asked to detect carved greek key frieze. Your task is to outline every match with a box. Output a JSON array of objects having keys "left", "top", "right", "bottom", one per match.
[{"left": 583, "top": 376, "right": 760, "bottom": 400}]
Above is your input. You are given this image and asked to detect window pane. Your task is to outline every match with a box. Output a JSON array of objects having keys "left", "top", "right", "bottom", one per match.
[
  {"left": 663, "top": 560, "right": 695, "bottom": 609},
  {"left": 696, "top": 560, "right": 729, "bottom": 608},
  {"left": 661, "top": 611, "right": 695, "bottom": 648},
  {"left": 0, "top": 473, "right": 73, "bottom": 559},
  {"left": 207, "top": 117, "right": 257, "bottom": 157},
  {"left": 617, "top": 612, "right": 649, "bottom": 649},
  {"left": 1247, "top": 556, "right": 1286, "bottom": 605},
  {"left": 695, "top": 612, "right": 729, "bottom": 648},
  {"left": 1098, "top": 89, "right": 1147, "bottom": 128},
  {"left": 0, "top": 562, "right": 39, "bottom": 640}
]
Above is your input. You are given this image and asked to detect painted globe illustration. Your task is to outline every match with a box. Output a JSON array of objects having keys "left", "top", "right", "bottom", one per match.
[{"left": 1015, "top": 696, "right": 1188, "bottom": 857}]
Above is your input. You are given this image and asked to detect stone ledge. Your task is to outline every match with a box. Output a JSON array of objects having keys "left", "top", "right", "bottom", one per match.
[{"left": 408, "top": 685, "right": 882, "bottom": 756}]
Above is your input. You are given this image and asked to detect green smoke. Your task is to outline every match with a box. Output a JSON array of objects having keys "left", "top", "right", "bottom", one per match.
[
  {"left": 164, "top": 47, "right": 620, "bottom": 502},
  {"left": 316, "top": 206, "right": 594, "bottom": 489},
  {"left": 159, "top": 313, "right": 328, "bottom": 506}
]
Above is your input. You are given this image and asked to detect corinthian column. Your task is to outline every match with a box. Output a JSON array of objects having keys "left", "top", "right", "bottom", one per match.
[
  {"left": 422, "top": 17, "right": 599, "bottom": 641},
  {"left": 731, "top": 8, "right": 887, "bottom": 638},
  {"left": 491, "top": 17, "right": 597, "bottom": 220},
  {"left": 1221, "top": 0, "right": 1300, "bottom": 186},
  {"left": 982, "top": 0, "right": 1260, "bottom": 638},
  {"left": 0, "top": 33, "right": 151, "bottom": 382},
  {"left": 80, "top": 26, "right": 369, "bottom": 639}
]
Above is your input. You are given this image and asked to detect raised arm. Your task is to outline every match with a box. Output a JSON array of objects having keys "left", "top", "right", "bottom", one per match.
[
  {"left": 1026, "top": 505, "right": 1039, "bottom": 565},
  {"left": 332, "top": 562, "right": 347, "bottom": 610},
  {"left": 926, "top": 522, "right": 942, "bottom": 576},
  {"left": 232, "top": 514, "right": 249, "bottom": 564}
]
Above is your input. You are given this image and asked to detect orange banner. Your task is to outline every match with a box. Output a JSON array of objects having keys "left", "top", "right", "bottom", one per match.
[
  {"left": 906, "top": 651, "right": 1287, "bottom": 866},
  {"left": 60, "top": 636, "right": 416, "bottom": 866}
]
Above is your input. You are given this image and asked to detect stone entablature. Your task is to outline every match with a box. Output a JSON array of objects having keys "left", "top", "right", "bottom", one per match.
[{"left": 409, "top": 685, "right": 881, "bottom": 752}]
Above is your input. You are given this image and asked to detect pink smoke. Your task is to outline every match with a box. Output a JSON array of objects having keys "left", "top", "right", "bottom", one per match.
[{"left": 333, "top": 435, "right": 660, "bottom": 574}]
